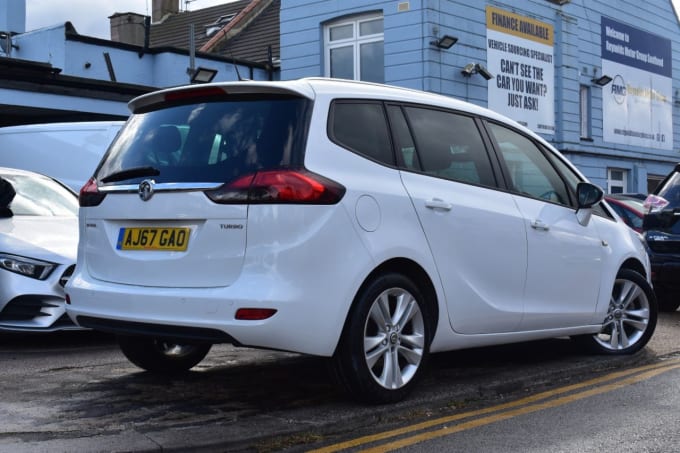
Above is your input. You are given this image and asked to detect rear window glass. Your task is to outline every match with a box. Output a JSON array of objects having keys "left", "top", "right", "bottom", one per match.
[
  {"left": 656, "top": 172, "right": 680, "bottom": 208},
  {"left": 96, "top": 95, "right": 310, "bottom": 185}
]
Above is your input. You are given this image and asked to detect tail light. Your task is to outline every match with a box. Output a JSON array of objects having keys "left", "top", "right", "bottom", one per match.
[
  {"left": 643, "top": 194, "right": 669, "bottom": 214},
  {"left": 205, "top": 170, "right": 345, "bottom": 205},
  {"left": 79, "top": 177, "right": 107, "bottom": 207}
]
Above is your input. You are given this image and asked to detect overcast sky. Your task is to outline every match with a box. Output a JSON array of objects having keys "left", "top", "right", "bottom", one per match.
[
  {"left": 25, "top": 0, "right": 232, "bottom": 39},
  {"left": 24, "top": 0, "right": 680, "bottom": 41}
]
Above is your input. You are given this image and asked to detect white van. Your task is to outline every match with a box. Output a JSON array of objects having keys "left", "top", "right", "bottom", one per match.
[{"left": 0, "top": 121, "right": 124, "bottom": 191}]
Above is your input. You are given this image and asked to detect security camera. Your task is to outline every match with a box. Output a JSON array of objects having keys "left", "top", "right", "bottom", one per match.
[
  {"left": 461, "top": 63, "right": 493, "bottom": 80},
  {"left": 475, "top": 63, "right": 493, "bottom": 80},
  {"left": 461, "top": 63, "right": 476, "bottom": 77}
]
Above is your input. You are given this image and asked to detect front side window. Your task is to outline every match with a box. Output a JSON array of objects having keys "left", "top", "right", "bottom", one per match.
[
  {"left": 325, "top": 14, "right": 384, "bottom": 83},
  {"left": 97, "top": 95, "right": 310, "bottom": 185},
  {"left": 488, "top": 122, "right": 570, "bottom": 206},
  {"left": 402, "top": 106, "right": 496, "bottom": 187}
]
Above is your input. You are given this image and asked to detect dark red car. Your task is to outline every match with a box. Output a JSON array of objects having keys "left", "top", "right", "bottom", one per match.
[{"left": 605, "top": 194, "right": 646, "bottom": 233}]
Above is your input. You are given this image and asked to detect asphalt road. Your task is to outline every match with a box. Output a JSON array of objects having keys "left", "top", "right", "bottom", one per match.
[{"left": 0, "top": 311, "right": 679, "bottom": 452}]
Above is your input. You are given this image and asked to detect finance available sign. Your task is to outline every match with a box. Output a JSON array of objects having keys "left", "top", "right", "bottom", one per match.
[
  {"left": 601, "top": 17, "right": 672, "bottom": 150},
  {"left": 486, "top": 6, "right": 555, "bottom": 135}
]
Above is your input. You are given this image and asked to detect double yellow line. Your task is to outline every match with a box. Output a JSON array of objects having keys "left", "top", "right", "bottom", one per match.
[{"left": 311, "top": 358, "right": 680, "bottom": 452}]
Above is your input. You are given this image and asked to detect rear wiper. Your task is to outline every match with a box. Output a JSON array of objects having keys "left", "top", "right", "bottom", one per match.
[{"left": 100, "top": 166, "right": 161, "bottom": 183}]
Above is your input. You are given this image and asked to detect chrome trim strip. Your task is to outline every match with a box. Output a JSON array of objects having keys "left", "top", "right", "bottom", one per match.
[{"left": 98, "top": 182, "right": 224, "bottom": 192}]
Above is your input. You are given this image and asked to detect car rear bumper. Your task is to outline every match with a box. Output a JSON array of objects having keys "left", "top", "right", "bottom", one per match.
[{"left": 66, "top": 272, "right": 352, "bottom": 356}]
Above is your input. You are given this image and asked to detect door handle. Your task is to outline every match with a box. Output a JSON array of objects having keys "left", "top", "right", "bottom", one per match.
[
  {"left": 531, "top": 219, "right": 550, "bottom": 231},
  {"left": 425, "top": 198, "right": 453, "bottom": 211}
]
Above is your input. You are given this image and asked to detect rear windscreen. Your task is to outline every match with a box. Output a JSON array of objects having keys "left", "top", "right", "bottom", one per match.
[
  {"left": 656, "top": 172, "right": 680, "bottom": 209},
  {"left": 96, "top": 95, "right": 311, "bottom": 185}
]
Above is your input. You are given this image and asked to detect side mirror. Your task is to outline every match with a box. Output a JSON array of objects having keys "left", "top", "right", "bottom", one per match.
[
  {"left": 577, "top": 182, "right": 604, "bottom": 209},
  {"left": 576, "top": 182, "right": 603, "bottom": 226}
]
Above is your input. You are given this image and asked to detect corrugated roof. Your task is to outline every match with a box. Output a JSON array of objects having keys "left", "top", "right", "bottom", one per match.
[{"left": 148, "top": 0, "right": 279, "bottom": 65}]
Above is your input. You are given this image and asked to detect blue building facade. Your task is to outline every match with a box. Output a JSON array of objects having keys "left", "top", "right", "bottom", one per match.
[{"left": 280, "top": 0, "right": 680, "bottom": 193}]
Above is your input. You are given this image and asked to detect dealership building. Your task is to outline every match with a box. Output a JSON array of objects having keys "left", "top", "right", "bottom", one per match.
[{"left": 280, "top": 0, "right": 680, "bottom": 193}]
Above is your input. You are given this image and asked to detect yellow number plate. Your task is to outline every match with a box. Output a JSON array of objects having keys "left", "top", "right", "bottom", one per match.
[{"left": 116, "top": 227, "right": 190, "bottom": 251}]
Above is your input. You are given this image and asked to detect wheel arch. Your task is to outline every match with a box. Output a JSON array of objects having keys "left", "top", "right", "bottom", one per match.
[
  {"left": 334, "top": 257, "right": 440, "bottom": 355},
  {"left": 619, "top": 257, "right": 648, "bottom": 280}
]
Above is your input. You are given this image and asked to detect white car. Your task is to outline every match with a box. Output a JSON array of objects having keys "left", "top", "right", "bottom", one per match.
[
  {"left": 65, "top": 78, "right": 656, "bottom": 403},
  {"left": 0, "top": 167, "right": 81, "bottom": 332},
  {"left": 0, "top": 121, "right": 124, "bottom": 192}
]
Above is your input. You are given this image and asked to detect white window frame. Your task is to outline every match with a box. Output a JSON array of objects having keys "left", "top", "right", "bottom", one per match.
[
  {"left": 607, "top": 168, "right": 629, "bottom": 194},
  {"left": 579, "top": 85, "right": 591, "bottom": 139},
  {"left": 324, "top": 13, "right": 384, "bottom": 82}
]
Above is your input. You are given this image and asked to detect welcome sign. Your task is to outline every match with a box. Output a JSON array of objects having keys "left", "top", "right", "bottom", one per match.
[
  {"left": 486, "top": 6, "right": 555, "bottom": 135},
  {"left": 601, "top": 16, "right": 672, "bottom": 150}
]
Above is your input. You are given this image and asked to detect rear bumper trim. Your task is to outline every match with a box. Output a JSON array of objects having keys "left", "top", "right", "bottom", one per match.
[{"left": 76, "top": 316, "right": 238, "bottom": 344}]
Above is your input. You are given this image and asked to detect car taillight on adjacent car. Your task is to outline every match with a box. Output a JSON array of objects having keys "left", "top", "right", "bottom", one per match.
[
  {"left": 643, "top": 194, "right": 669, "bottom": 214},
  {"left": 205, "top": 170, "right": 345, "bottom": 205}
]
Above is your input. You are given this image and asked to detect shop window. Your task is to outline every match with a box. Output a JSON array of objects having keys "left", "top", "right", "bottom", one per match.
[
  {"left": 324, "top": 14, "right": 384, "bottom": 83},
  {"left": 647, "top": 174, "right": 664, "bottom": 194}
]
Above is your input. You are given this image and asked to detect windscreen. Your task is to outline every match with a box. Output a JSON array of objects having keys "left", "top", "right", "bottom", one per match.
[
  {"left": 1, "top": 173, "right": 78, "bottom": 216},
  {"left": 96, "top": 95, "right": 311, "bottom": 185}
]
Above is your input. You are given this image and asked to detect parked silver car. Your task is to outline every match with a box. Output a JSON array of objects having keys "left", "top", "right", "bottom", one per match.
[{"left": 0, "top": 167, "right": 80, "bottom": 332}]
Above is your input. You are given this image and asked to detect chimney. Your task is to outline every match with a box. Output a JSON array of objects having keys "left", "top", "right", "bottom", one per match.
[
  {"left": 152, "top": 0, "right": 179, "bottom": 23},
  {"left": 109, "top": 12, "right": 147, "bottom": 46},
  {"left": 0, "top": 0, "right": 26, "bottom": 34}
]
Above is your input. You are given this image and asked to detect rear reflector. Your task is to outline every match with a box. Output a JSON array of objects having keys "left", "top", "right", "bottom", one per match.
[{"left": 235, "top": 308, "right": 277, "bottom": 320}]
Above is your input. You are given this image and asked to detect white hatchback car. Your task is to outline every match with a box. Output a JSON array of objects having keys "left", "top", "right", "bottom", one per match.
[
  {"left": 0, "top": 167, "right": 80, "bottom": 332},
  {"left": 66, "top": 78, "right": 656, "bottom": 403}
]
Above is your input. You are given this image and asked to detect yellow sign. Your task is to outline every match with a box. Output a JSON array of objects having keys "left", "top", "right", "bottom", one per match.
[{"left": 486, "top": 6, "right": 554, "bottom": 46}]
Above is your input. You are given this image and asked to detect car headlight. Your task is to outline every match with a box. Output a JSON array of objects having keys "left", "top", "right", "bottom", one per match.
[{"left": 0, "top": 253, "right": 56, "bottom": 280}]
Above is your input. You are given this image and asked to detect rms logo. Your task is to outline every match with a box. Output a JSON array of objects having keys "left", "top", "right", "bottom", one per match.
[{"left": 611, "top": 75, "right": 626, "bottom": 104}]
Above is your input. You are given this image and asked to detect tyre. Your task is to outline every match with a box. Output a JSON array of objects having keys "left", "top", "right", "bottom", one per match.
[
  {"left": 656, "top": 290, "right": 680, "bottom": 312},
  {"left": 117, "top": 335, "right": 212, "bottom": 373},
  {"left": 330, "top": 273, "right": 432, "bottom": 404},
  {"left": 575, "top": 269, "right": 657, "bottom": 355}
]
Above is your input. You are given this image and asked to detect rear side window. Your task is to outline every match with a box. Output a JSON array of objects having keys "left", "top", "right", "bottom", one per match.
[
  {"left": 97, "top": 95, "right": 310, "bottom": 185},
  {"left": 329, "top": 101, "right": 394, "bottom": 165},
  {"left": 402, "top": 107, "right": 496, "bottom": 187}
]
